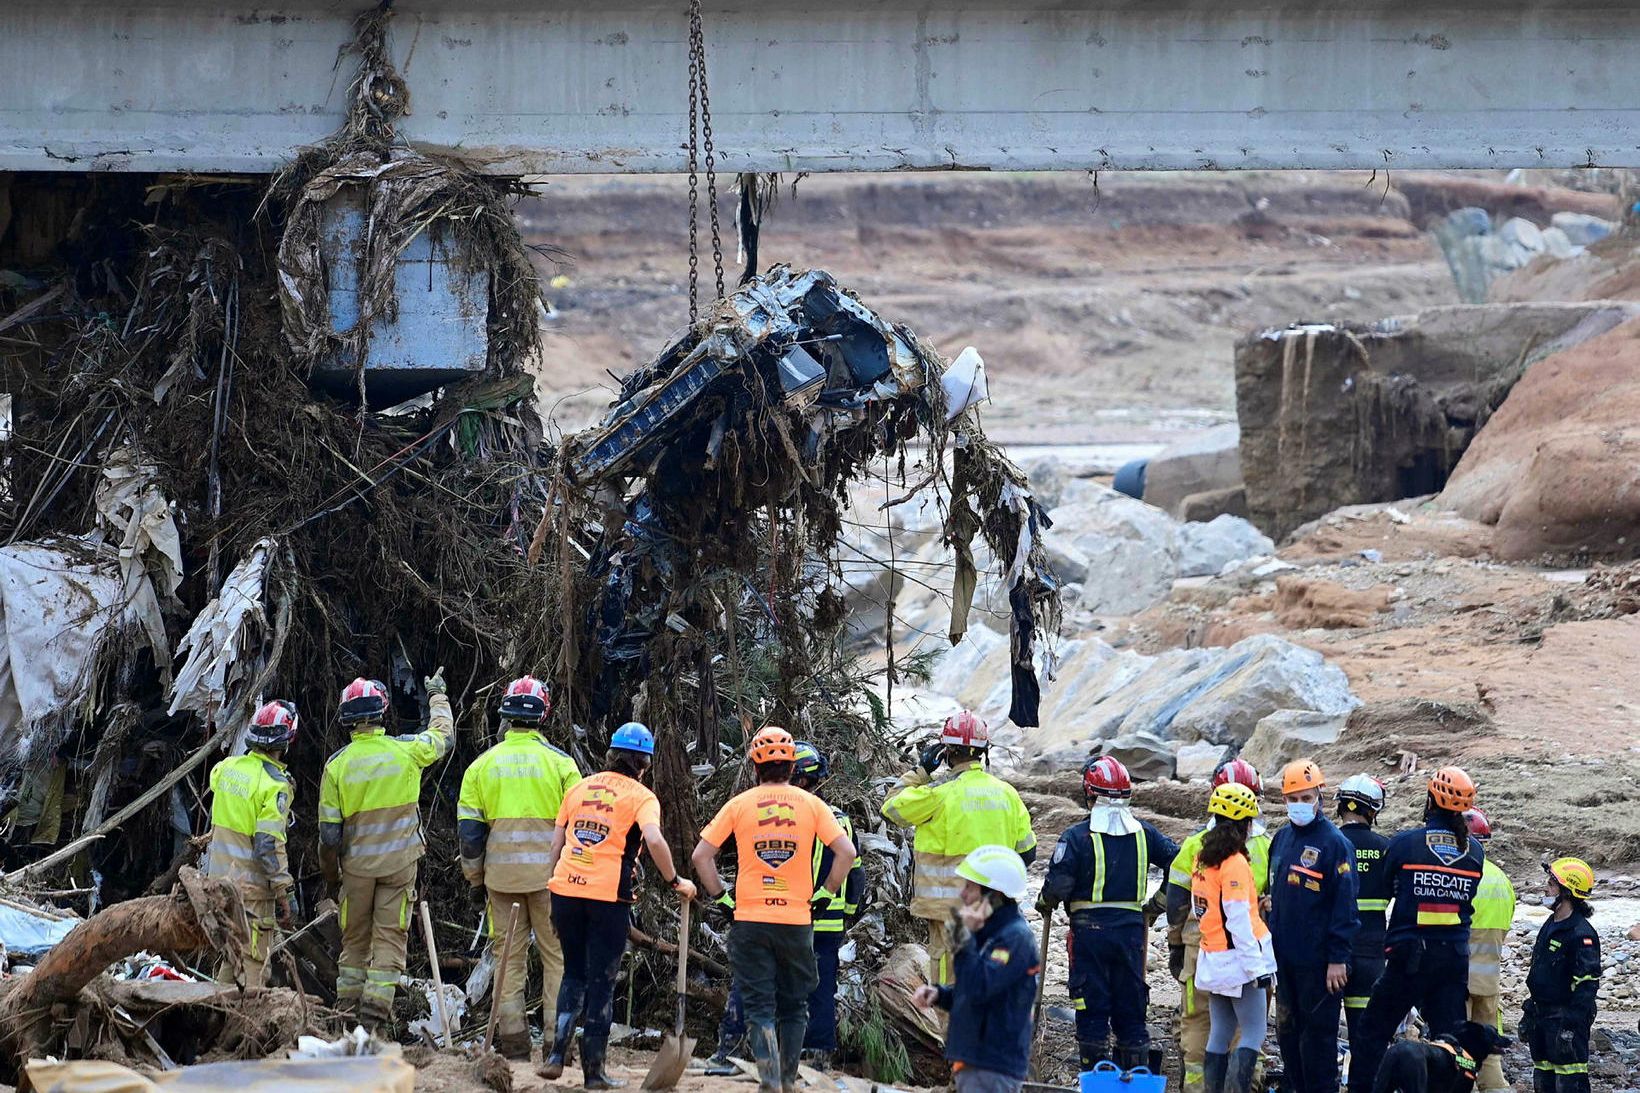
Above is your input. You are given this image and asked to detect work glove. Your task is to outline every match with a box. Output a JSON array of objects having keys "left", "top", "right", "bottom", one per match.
[
  {"left": 811, "top": 886, "right": 836, "bottom": 907},
  {"left": 275, "top": 894, "right": 295, "bottom": 931},
  {"left": 472, "top": 887, "right": 490, "bottom": 916},
  {"left": 1169, "top": 944, "right": 1186, "bottom": 982},
  {"left": 1034, "top": 896, "right": 1057, "bottom": 918},
  {"left": 918, "top": 742, "right": 946, "bottom": 775},
  {"left": 425, "top": 666, "right": 447, "bottom": 696},
  {"left": 707, "top": 888, "right": 736, "bottom": 924}
]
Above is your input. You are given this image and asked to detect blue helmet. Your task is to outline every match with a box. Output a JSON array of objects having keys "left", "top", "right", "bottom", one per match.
[
  {"left": 793, "top": 740, "right": 828, "bottom": 781},
  {"left": 610, "top": 721, "right": 655, "bottom": 756}
]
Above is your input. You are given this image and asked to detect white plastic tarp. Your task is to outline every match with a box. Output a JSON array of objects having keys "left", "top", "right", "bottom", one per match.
[
  {"left": 0, "top": 900, "right": 77, "bottom": 958},
  {"left": 168, "top": 538, "right": 274, "bottom": 732},
  {"left": 94, "top": 447, "right": 184, "bottom": 678},
  {"left": 0, "top": 543, "right": 124, "bottom": 767}
]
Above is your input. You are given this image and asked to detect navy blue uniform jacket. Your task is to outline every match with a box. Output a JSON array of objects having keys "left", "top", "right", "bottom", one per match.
[
  {"left": 1042, "top": 817, "right": 1178, "bottom": 926},
  {"left": 1268, "top": 815, "right": 1359, "bottom": 966},
  {"left": 935, "top": 901, "right": 1041, "bottom": 1079},
  {"left": 1382, "top": 824, "right": 1485, "bottom": 945}
]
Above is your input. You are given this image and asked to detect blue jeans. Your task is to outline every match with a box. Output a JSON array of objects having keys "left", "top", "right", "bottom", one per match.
[{"left": 804, "top": 931, "right": 843, "bottom": 1051}]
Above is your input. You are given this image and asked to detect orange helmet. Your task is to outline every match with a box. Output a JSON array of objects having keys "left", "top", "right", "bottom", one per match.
[
  {"left": 1281, "top": 759, "right": 1325, "bottom": 795},
  {"left": 748, "top": 725, "right": 797, "bottom": 764},
  {"left": 1428, "top": 766, "right": 1477, "bottom": 812}
]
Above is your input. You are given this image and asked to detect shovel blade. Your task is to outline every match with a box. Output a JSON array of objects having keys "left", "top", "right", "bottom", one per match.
[{"left": 640, "top": 1032, "right": 697, "bottom": 1090}]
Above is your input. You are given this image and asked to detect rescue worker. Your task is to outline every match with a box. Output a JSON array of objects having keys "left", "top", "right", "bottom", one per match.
[
  {"left": 457, "top": 675, "right": 582, "bottom": 1061},
  {"left": 1165, "top": 757, "right": 1271, "bottom": 1093},
  {"left": 1522, "top": 857, "right": 1599, "bottom": 1093},
  {"left": 319, "top": 671, "right": 459, "bottom": 1025},
  {"left": 542, "top": 722, "right": 694, "bottom": 1089},
  {"left": 911, "top": 845, "right": 1041, "bottom": 1093},
  {"left": 1465, "top": 808, "right": 1517, "bottom": 1093},
  {"left": 1347, "top": 767, "right": 1485, "bottom": 1093},
  {"left": 708, "top": 742, "right": 865, "bottom": 1073},
  {"left": 1191, "top": 784, "right": 1276, "bottom": 1093},
  {"left": 693, "top": 727, "right": 858, "bottom": 1093},
  {"left": 1039, "top": 755, "right": 1178, "bottom": 1071},
  {"left": 206, "top": 699, "right": 299, "bottom": 987},
  {"left": 1267, "top": 759, "right": 1358, "bottom": 1093},
  {"left": 1335, "top": 773, "right": 1391, "bottom": 1046},
  {"left": 882, "top": 710, "right": 1037, "bottom": 986}
]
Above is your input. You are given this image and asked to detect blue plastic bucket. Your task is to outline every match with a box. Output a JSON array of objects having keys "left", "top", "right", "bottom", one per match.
[{"left": 1079, "top": 1060, "right": 1168, "bottom": 1093}]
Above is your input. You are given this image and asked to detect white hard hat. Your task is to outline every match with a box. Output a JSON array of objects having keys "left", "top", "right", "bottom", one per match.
[
  {"left": 1337, "top": 773, "right": 1386, "bottom": 812},
  {"left": 954, "top": 844, "right": 1028, "bottom": 901}
]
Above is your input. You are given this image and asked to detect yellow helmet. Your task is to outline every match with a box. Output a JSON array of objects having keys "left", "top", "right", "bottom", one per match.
[
  {"left": 1547, "top": 857, "right": 1595, "bottom": 900},
  {"left": 1208, "top": 783, "right": 1260, "bottom": 822}
]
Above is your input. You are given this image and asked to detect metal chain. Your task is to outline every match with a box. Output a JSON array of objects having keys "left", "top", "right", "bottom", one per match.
[{"left": 686, "top": 0, "right": 724, "bottom": 319}]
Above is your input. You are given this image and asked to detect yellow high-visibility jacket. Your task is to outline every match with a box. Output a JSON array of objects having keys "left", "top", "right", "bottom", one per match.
[
  {"left": 1469, "top": 857, "right": 1516, "bottom": 996},
  {"left": 882, "top": 762, "right": 1036, "bottom": 919},
  {"left": 319, "top": 693, "right": 455, "bottom": 877},
  {"left": 457, "top": 728, "right": 582, "bottom": 891},
  {"left": 207, "top": 750, "right": 294, "bottom": 901}
]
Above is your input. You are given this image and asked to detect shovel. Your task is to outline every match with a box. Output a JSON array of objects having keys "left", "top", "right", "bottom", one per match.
[{"left": 641, "top": 899, "right": 696, "bottom": 1089}]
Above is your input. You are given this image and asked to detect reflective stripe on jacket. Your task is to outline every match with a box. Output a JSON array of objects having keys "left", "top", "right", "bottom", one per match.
[
  {"left": 207, "top": 750, "right": 294, "bottom": 901},
  {"left": 881, "top": 762, "right": 1037, "bottom": 919},
  {"left": 1192, "top": 852, "right": 1276, "bottom": 995},
  {"left": 1043, "top": 816, "right": 1178, "bottom": 924},
  {"left": 1468, "top": 858, "right": 1517, "bottom": 994},
  {"left": 811, "top": 807, "right": 865, "bottom": 933},
  {"left": 319, "top": 693, "right": 455, "bottom": 877},
  {"left": 457, "top": 729, "right": 582, "bottom": 891}
]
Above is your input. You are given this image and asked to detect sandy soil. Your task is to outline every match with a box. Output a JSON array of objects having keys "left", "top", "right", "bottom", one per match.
[{"left": 519, "top": 172, "right": 1459, "bottom": 444}]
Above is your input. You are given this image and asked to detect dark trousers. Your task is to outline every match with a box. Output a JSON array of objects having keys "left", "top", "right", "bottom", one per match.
[
  {"left": 729, "top": 920, "right": 819, "bottom": 1044},
  {"left": 804, "top": 931, "right": 843, "bottom": 1051},
  {"left": 551, "top": 893, "right": 631, "bottom": 1040},
  {"left": 1342, "top": 953, "right": 1384, "bottom": 1049},
  {"left": 1069, "top": 920, "right": 1149, "bottom": 1048},
  {"left": 1275, "top": 959, "right": 1343, "bottom": 1093},
  {"left": 1347, "top": 940, "right": 1470, "bottom": 1093},
  {"left": 1526, "top": 1005, "right": 1591, "bottom": 1093}
]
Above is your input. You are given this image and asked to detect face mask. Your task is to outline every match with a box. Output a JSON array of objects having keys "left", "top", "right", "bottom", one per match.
[
  {"left": 1286, "top": 801, "right": 1318, "bottom": 826},
  {"left": 1540, "top": 893, "right": 1559, "bottom": 909}
]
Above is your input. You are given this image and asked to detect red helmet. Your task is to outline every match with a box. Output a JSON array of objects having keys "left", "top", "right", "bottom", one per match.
[
  {"left": 1464, "top": 807, "right": 1492, "bottom": 839},
  {"left": 1084, "top": 755, "right": 1133, "bottom": 799},
  {"left": 941, "top": 710, "right": 991, "bottom": 748},
  {"left": 1213, "top": 757, "right": 1262, "bottom": 794},
  {"left": 247, "top": 700, "right": 298, "bottom": 750},
  {"left": 339, "top": 677, "right": 389, "bottom": 724},
  {"left": 499, "top": 675, "right": 550, "bottom": 723}
]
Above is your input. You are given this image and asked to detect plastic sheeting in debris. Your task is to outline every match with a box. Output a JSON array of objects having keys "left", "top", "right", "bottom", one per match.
[
  {"left": 93, "top": 447, "right": 184, "bottom": 677},
  {"left": 0, "top": 542, "right": 125, "bottom": 767},
  {"left": 168, "top": 538, "right": 275, "bottom": 732},
  {"left": 24, "top": 1056, "right": 415, "bottom": 1092},
  {"left": 941, "top": 346, "right": 989, "bottom": 422},
  {"left": 0, "top": 900, "right": 77, "bottom": 959}
]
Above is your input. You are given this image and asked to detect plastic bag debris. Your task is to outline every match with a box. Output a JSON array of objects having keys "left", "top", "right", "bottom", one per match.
[
  {"left": 940, "top": 346, "right": 989, "bottom": 421},
  {"left": 0, "top": 901, "right": 78, "bottom": 961},
  {"left": 292, "top": 1025, "right": 393, "bottom": 1058}
]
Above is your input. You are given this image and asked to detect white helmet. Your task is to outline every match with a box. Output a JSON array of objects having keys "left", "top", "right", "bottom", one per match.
[
  {"left": 1337, "top": 773, "right": 1386, "bottom": 814},
  {"left": 954, "top": 845, "right": 1028, "bottom": 901}
]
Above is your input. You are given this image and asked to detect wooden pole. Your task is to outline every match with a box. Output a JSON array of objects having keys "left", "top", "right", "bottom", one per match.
[
  {"left": 481, "top": 901, "right": 520, "bottom": 1054},
  {"left": 420, "top": 900, "right": 453, "bottom": 1048}
]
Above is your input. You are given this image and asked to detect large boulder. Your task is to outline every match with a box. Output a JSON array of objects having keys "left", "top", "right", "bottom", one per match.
[
  {"left": 1104, "top": 732, "right": 1176, "bottom": 781},
  {"left": 1142, "top": 424, "right": 1242, "bottom": 517},
  {"left": 1178, "top": 515, "right": 1274, "bottom": 578},
  {"left": 1239, "top": 709, "right": 1350, "bottom": 774},
  {"left": 1236, "top": 303, "right": 1640, "bottom": 540},
  {"left": 1441, "top": 317, "right": 1640, "bottom": 558},
  {"left": 1045, "top": 486, "right": 1182, "bottom": 615}
]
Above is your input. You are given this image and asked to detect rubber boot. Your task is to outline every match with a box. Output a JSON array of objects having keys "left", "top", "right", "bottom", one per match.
[
  {"left": 778, "top": 1024, "right": 805, "bottom": 1093},
  {"left": 806, "top": 1050, "right": 834, "bottom": 1073},
  {"left": 582, "top": 1036, "right": 626, "bottom": 1090},
  {"left": 539, "top": 1011, "right": 578, "bottom": 1080},
  {"left": 497, "top": 1029, "right": 533, "bottom": 1062},
  {"left": 707, "top": 1022, "right": 742, "bottom": 1076},
  {"left": 749, "top": 1022, "right": 782, "bottom": 1093},
  {"left": 1226, "top": 1048, "right": 1259, "bottom": 1093},
  {"left": 1079, "top": 1041, "right": 1111, "bottom": 1072},
  {"left": 1116, "top": 1042, "right": 1149, "bottom": 1072},
  {"left": 1203, "top": 1052, "right": 1230, "bottom": 1093}
]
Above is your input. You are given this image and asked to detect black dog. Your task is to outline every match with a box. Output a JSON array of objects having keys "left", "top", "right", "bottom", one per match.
[{"left": 1369, "top": 1020, "right": 1513, "bottom": 1093}]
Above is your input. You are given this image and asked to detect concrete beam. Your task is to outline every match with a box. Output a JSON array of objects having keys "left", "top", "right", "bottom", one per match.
[{"left": 4, "top": 1, "right": 1640, "bottom": 174}]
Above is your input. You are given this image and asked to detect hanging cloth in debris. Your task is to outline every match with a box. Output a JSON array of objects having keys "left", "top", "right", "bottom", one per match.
[
  {"left": 945, "top": 493, "right": 981, "bottom": 646},
  {"left": 1007, "top": 577, "right": 1041, "bottom": 728}
]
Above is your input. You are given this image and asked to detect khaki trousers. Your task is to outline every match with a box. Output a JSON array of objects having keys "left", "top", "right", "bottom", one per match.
[
  {"left": 1179, "top": 940, "right": 1208, "bottom": 1093},
  {"left": 1469, "top": 990, "right": 1507, "bottom": 1090},
  {"left": 489, "top": 887, "right": 563, "bottom": 1037},
  {"left": 338, "top": 864, "right": 417, "bottom": 1018},
  {"left": 924, "top": 917, "right": 956, "bottom": 987},
  {"left": 224, "top": 895, "right": 277, "bottom": 988}
]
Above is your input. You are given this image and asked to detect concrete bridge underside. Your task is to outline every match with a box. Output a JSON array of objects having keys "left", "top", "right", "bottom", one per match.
[{"left": 3, "top": 1, "right": 1639, "bottom": 175}]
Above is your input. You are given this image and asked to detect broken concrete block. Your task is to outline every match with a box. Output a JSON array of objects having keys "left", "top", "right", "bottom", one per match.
[
  {"left": 1046, "top": 485, "right": 1181, "bottom": 615},
  {"left": 1177, "top": 514, "right": 1274, "bottom": 578},
  {"left": 1104, "top": 732, "right": 1175, "bottom": 781},
  {"left": 1239, "top": 709, "right": 1350, "bottom": 774},
  {"left": 1142, "top": 423, "right": 1242, "bottom": 516},
  {"left": 1178, "top": 484, "right": 1249, "bottom": 523},
  {"left": 1236, "top": 303, "right": 1640, "bottom": 539},
  {"left": 1175, "top": 740, "right": 1229, "bottom": 782}
]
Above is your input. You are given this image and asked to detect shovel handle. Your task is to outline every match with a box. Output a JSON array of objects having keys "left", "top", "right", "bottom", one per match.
[
  {"left": 673, "top": 898, "right": 691, "bottom": 1035},
  {"left": 482, "top": 901, "right": 521, "bottom": 1054}
]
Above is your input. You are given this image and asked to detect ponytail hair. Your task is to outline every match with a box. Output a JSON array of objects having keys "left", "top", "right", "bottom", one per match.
[{"left": 1425, "top": 795, "right": 1470, "bottom": 854}]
